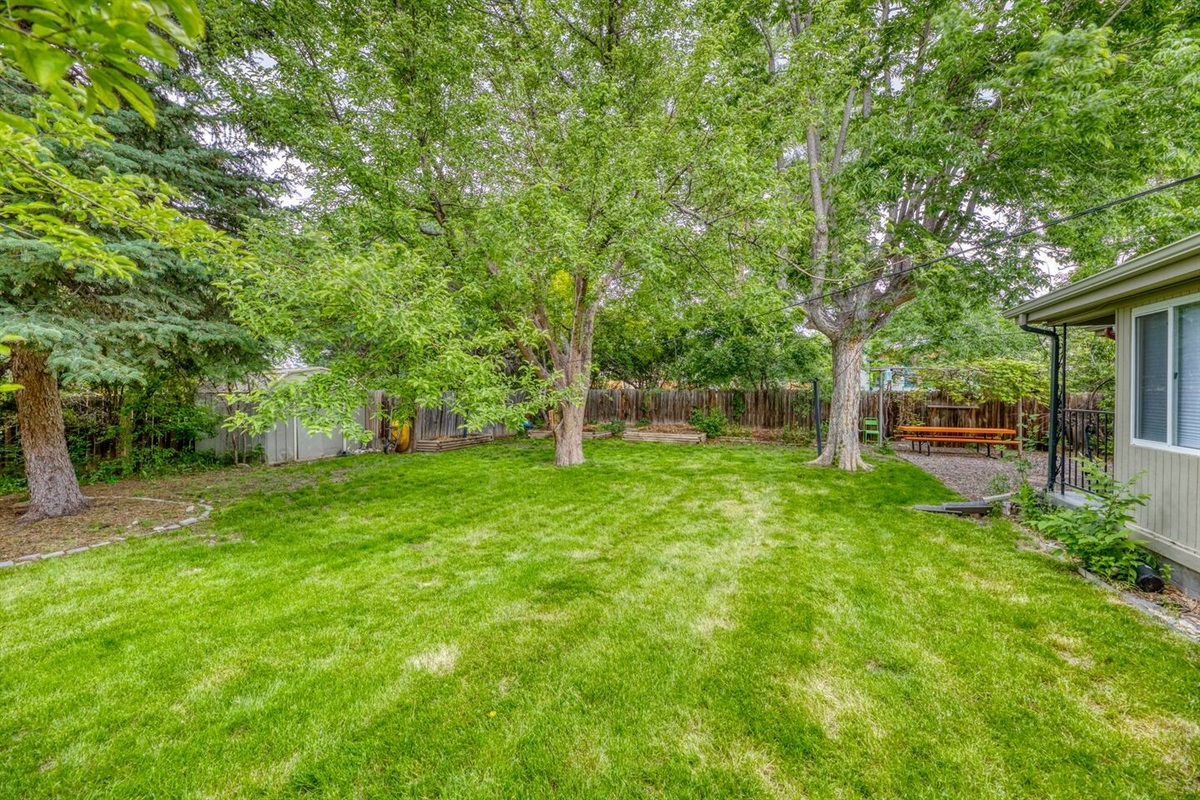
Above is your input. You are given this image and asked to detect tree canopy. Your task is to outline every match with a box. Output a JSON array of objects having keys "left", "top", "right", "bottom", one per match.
[{"left": 184, "top": 0, "right": 1200, "bottom": 471}]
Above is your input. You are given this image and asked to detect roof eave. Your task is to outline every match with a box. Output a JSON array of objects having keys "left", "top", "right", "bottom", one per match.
[{"left": 1004, "top": 232, "right": 1200, "bottom": 323}]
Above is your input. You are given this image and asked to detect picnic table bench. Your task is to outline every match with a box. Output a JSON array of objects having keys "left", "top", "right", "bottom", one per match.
[{"left": 897, "top": 425, "right": 1020, "bottom": 458}]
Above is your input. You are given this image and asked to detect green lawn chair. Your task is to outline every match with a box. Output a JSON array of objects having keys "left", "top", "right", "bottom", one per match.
[{"left": 861, "top": 416, "right": 881, "bottom": 443}]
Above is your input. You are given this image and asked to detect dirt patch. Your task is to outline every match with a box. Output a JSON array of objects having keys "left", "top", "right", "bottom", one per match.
[
  {"left": 0, "top": 496, "right": 195, "bottom": 560},
  {"left": 0, "top": 461, "right": 346, "bottom": 561}
]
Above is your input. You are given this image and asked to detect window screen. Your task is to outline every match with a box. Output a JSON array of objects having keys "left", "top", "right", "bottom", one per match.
[
  {"left": 1136, "top": 310, "right": 1169, "bottom": 442},
  {"left": 1177, "top": 302, "right": 1200, "bottom": 449}
]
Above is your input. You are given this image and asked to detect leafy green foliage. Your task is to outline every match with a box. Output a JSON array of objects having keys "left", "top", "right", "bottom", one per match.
[
  {"left": 599, "top": 418, "right": 626, "bottom": 435},
  {"left": 693, "top": 0, "right": 1200, "bottom": 466},
  {"left": 689, "top": 406, "right": 729, "bottom": 438},
  {"left": 0, "top": 1, "right": 235, "bottom": 281},
  {"left": 0, "top": 74, "right": 266, "bottom": 389},
  {"left": 1033, "top": 461, "right": 1162, "bottom": 584},
  {"left": 0, "top": 0, "right": 203, "bottom": 122},
  {"left": 0, "top": 381, "right": 228, "bottom": 489},
  {"left": 914, "top": 359, "right": 1048, "bottom": 405},
  {"left": 204, "top": 0, "right": 762, "bottom": 450},
  {"left": 220, "top": 227, "right": 552, "bottom": 441}
]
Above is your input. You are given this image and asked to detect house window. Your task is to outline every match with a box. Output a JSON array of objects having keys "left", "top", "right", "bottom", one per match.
[
  {"left": 1135, "top": 311, "right": 1168, "bottom": 442},
  {"left": 1179, "top": 302, "right": 1200, "bottom": 448},
  {"left": 1133, "top": 294, "right": 1200, "bottom": 451}
]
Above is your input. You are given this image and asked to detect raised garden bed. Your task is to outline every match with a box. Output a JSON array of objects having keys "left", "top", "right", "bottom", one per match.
[
  {"left": 528, "top": 430, "right": 614, "bottom": 440},
  {"left": 413, "top": 434, "right": 494, "bottom": 452},
  {"left": 622, "top": 430, "right": 706, "bottom": 444}
]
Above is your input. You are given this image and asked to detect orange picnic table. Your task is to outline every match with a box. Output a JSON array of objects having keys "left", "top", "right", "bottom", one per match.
[{"left": 897, "top": 425, "right": 1020, "bottom": 457}]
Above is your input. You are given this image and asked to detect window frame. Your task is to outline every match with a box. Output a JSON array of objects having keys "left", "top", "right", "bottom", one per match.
[{"left": 1131, "top": 290, "right": 1200, "bottom": 454}]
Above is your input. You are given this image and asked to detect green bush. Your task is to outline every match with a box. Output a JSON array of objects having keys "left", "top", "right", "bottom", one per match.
[
  {"left": 81, "top": 447, "right": 231, "bottom": 484},
  {"left": 780, "top": 423, "right": 812, "bottom": 446},
  {"left": 1032, "top": 460, "right": 1163, "bottom": 584},
  {"left": 601, "top": 418, "right": 626, "bottom": 435},
  {"left": 688, "top": 406, "right": 728, "bottom": 438}
]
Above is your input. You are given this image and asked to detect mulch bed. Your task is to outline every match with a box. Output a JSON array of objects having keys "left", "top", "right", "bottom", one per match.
[{"left": 0, "top": 495, "right": 198, "bottom": 561}]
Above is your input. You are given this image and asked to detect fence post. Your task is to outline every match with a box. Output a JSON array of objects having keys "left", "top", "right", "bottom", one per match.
[{"left": 812, "top": 379, "right": 822, "bottom": 456}]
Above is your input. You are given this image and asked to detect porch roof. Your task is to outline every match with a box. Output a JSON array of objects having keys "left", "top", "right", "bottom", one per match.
[{"left": 1005, "top": 232, "right": 1200, "bottom": 327}]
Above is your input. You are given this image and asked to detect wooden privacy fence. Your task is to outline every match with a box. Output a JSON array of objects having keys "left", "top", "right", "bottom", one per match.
[
  {"left": 583, "top": 388, "right": 824, "bottom": 430},
  {"left": 579, "top": 388, "right": 1101, "bottom": 444},
  {"left": 414, "top": 402, "right": 510, "bottom": 441}
]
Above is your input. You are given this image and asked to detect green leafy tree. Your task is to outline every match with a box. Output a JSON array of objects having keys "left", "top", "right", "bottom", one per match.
[
  {"left": 208, "top": 0, "right": 731, "bottom": 466},
  {"left": 0, "top": 72, "right": 265, "bottom": 521},
  {"left": 673, "top": 308, "right": 828, "bottom": 390},
  {"left": 713, "top": 0, "right": 1200, "bottom": 470},
  {"left": 1, "top": 0, "right": 225, "bottom": 278},
  {"left": 220, "top": 222, "right": 548, "bottom": 442}
]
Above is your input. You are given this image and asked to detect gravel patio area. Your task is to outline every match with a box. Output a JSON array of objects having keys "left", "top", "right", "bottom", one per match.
[{"left": 893, "top": 445, "right": 1049, "bottom": 500}]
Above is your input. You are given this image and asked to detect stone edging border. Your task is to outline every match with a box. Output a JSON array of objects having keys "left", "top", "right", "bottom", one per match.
[
  {"left": 0, "top": 496, "right": 213, "bottom": 569},
  {"left": 1075, "top": 567, "right": 1200, "bottom": 643}
]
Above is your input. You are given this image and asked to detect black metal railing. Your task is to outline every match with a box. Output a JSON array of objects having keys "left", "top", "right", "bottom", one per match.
[{"left": 1058, "top": 409, "right": 1114, "bottom": 494}]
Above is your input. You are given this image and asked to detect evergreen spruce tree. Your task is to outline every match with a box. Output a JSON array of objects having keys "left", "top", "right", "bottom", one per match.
[{"left": 1, "top": 69, "right": 267, "bottom": 521}]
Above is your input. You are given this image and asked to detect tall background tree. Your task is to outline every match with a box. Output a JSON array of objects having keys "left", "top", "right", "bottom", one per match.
[
  {"left": 0, "top": 64, "right": 266, "bottom": 520},
  {"left": 0, "top": 0, "right": 257, "bottom": 520},
  {"left": 208, "top": 0, "right": 746, "bottom": 465},
  {"left": 713, "top": 0, "right": 1200, "bottom": 469}
]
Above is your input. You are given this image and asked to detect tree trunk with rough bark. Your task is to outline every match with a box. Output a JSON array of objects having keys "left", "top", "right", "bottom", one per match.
[
  {"left": 12, "top": 347, "right": 90, "bottom": 522},
  {"left": 808, "top": 336, "right": 871, "bottom": 471},
  {"left": 116, "top": 393, "right": 134, "bottom": 459},
  {"left": 524, "top": 277, "right": 602, "bottom": 468},
  {"left": 553, "top": 398, "right": 586, "bottom": 466}
]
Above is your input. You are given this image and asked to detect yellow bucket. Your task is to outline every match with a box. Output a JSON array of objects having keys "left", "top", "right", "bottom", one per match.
[{"left": 390, "top": 420, "right": 412, "bottom": 453}]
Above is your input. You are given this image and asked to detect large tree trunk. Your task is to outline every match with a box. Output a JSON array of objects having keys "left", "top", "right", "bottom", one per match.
[
  {"left": 12, "top": 347, "right": 90, "bottom": 522},
  {"left": 553, "top": 398, "right": 586, "bottom": 466},
  {"left": 808, "top": 336, "right": 871, "bottom": 471}
]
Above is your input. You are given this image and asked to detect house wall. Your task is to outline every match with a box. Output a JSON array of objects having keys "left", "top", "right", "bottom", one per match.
[{"left": 1113, "top": 274, "right": 1200, "bottom": 575}]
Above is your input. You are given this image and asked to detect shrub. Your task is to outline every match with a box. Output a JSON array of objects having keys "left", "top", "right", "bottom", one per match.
[
  {"left": 985, "top": 471, "right": 1012, "bottom": 497},
  {"left": 1032, "top": 460, "right": 1163, "bottom": 584},
  {"left": 601, "top": 418, "right": 626, "bottom": 434},
  {"left": 689, "top": 406, "right": 728, "bottom": 438},
  {"left": 780, "top": 423, "right": 812, "bottom": 446}
]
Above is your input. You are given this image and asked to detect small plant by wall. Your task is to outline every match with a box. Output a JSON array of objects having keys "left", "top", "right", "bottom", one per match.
[{"left": 1031, "top": 460, "right": 1165, "bottom": 585}]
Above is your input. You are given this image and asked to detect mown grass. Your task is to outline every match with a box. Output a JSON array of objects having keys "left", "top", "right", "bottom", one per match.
[{"left": 2, "top": 440, "right": 1199, "bottom": 799}]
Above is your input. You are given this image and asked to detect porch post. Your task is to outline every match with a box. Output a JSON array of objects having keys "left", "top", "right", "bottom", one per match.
[
  {"left": 1048, "top": 329, "right": 1061, "bottom": 492},
  {"left": 1018, "top": 320, "right": 1061, "bottom": 492}
]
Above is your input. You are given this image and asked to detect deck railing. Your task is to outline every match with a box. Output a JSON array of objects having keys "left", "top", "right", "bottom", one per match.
[{"left": 1058, "top": 409, "right": 1114, "bottom": 494}]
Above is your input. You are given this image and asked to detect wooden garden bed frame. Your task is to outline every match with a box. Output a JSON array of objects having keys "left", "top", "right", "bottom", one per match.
[
  {"left": 413, "top": 433, "right": 494, "bottom": 453},
  {"left": 622, "top": 430, "right": 707, "bottom": 445}
]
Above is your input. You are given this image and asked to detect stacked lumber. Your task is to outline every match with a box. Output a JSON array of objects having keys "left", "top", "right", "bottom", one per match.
[
  {"left": 413, "top": 434, "right": 493, "bottom": 452},
  {"left": 622, "top": 430, "right": 706, "bottom": 444}
]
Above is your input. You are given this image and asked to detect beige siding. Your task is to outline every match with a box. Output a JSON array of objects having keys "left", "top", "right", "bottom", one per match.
[{"left": 1114, "top": 282, "right": 1200, "bottom": 572}]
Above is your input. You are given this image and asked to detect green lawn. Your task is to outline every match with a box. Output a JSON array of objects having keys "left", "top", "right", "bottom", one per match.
[{"left": 2, "top": 441, "right": 1199, "bottom": 798}]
